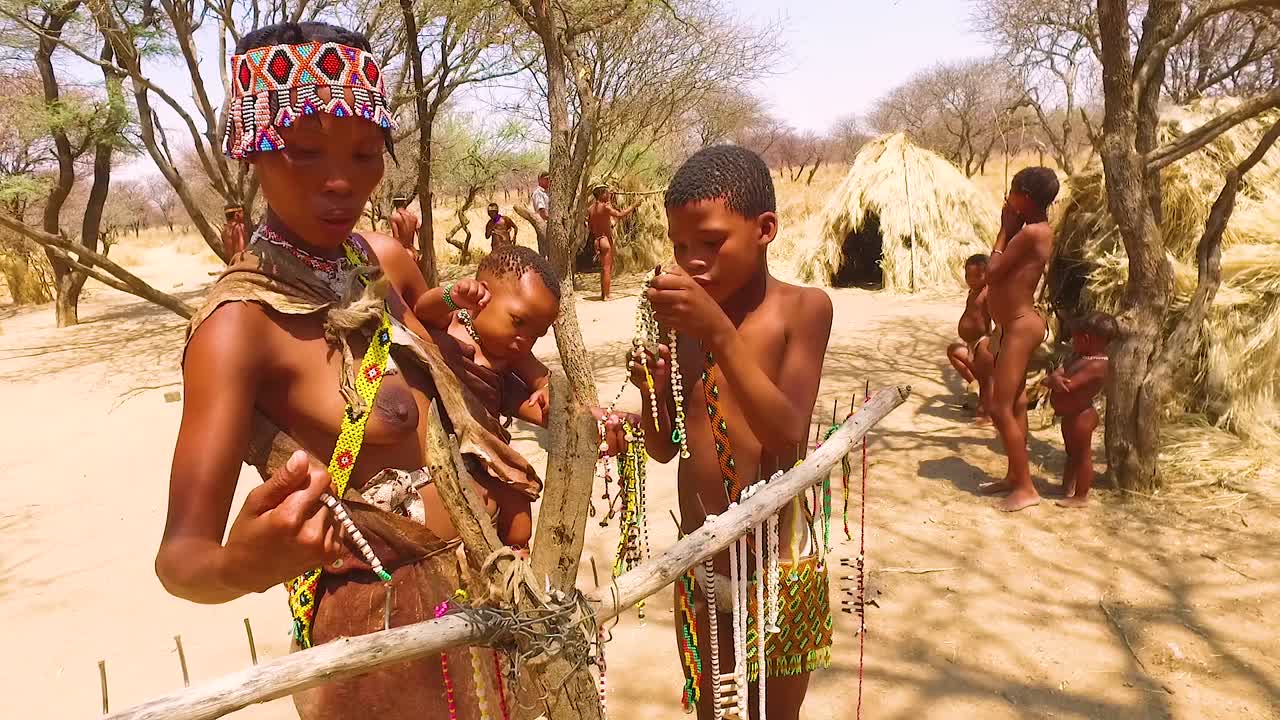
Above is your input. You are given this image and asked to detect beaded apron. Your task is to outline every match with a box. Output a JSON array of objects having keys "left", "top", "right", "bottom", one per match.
[
  {"left": 286, "top": 239, "right": 395, "bottom": 648},
  {"left": 675, "top": 353, "right": 833, "bottom": 710}
]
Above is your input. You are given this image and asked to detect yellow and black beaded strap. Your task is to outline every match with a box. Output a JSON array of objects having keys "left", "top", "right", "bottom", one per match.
[{"left": 286, "top": 239, "right": 394, "bottom": 648}]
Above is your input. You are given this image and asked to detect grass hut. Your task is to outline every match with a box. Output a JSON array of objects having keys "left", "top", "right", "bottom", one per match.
[
  {"left": 1051, "top": 98, "right": 1280, "bottom": 476},
  {"left": 796, "top": 133, "right": 997, "bottom": 292}
]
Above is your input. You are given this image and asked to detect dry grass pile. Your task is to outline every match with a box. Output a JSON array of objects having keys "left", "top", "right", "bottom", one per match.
[
  {"left": 796, "top": 133, "right": 997, "bottom": 292},
  {"left": 1053, "top": 98, "right": 1280, "bottom": 481},
  {"left": 608, "top": 177, "right": 669, "bottom": 275}
]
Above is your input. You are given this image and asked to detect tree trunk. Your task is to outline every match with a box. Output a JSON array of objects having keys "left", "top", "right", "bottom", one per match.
[
  {"left": 1096, "top": 0, "right": 1174, "bottom": 493},
  {"left": 398, "top": 0, "right": 439, "bottom": 287},
  {"left": 34, "top": 2, "right": 84, "bottom": 327}
]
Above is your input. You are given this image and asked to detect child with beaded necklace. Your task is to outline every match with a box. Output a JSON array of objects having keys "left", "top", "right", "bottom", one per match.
[{"left": 622, "top": 145, "right": 835, "bottom": 719}]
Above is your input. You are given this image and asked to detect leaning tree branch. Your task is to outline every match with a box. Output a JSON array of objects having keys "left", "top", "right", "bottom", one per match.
[
  {"left": 100, "top": 386, "right": 909, "bottom": 720},
  {"left": 1146, "top": 86, "right": 1280, "bottom": 171},
  {"left": 1133, "top": 0, "right": 1280, "bottom": 100},
  {"left": 1143, "top": 117, "right": 1280, "bottom": 396},
  {"left": 0, "top": 213, "right": 193, "bottom": 319}
]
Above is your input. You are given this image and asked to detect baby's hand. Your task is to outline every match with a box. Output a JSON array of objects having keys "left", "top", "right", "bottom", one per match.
[{"left": 448, "top": 279, "right": 490, "bottom": 313}]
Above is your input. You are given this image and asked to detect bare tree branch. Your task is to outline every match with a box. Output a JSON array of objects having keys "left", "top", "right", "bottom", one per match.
[{"left": 1146, "top": 86, "right": 1280, "bottom": 170}]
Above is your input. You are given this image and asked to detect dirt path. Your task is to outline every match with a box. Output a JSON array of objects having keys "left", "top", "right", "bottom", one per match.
[{"left": 1, "top": 250, "right": 1277, "bottom": 719}]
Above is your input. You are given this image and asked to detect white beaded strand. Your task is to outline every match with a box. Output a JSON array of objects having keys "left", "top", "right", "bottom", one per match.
[
  {"left": 322, "top": 493, "right": 391, "bottom": 581},
  {"left": 735, "top": 530, "right": 750, "bottom": 720},
  {"left": 754, "top": 519, "right": 768, "bottom": 720}
]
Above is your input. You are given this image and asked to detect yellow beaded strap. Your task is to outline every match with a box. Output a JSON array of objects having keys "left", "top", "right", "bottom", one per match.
[{"left": 287, "top": 239, "right": 394, "bottom": 648}]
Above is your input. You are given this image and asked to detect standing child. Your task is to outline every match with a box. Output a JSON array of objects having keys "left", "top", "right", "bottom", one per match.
[
  {"left": 1044, "top": 311, "right": 1115, "bottom": 508},
  {"left": 981, "top": 167, "right": 1060, "bottom": 512},
  {"left": 485, "top": 202, "right": 519, "bottom": 250},
  {"left": 946, "top": 253, "right": 993, "bottom": 423},
  {"left": 627, "top": 145, "right": 834, "bottom": 720},
  {"left": 587, "top": 185, "right": 638, "bottom": 301},
  {"left": 221, "top": 205, "right": 247, "bottom": 260}
]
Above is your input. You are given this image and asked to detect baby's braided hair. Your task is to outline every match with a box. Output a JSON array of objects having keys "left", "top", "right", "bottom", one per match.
[
  {"left": 477, "top": 245, "right": 561, "bottom": 301},
  {"left": 664, "top": 145, "right": 776, "bottom": 219}
]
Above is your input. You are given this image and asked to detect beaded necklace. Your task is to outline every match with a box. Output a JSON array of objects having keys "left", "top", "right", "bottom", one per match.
[
  {"left": 456, "top": 308, "right": 484, "bottom": 345},
  {"left": 255, "top": 223, "right": 358, "bottom": 298},
  {"left": 284, "top": 237, "right": 395, "bottom": 649}
]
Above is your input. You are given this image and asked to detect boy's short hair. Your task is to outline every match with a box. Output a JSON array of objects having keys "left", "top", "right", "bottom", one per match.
[
  {"left": 487, "top": 202, "right": 499, "bottom": 209},
  {"left": 478, "top": 245, "right": 561, "bottom": 302},
  {"left": 393, "top": 195, "right": 408, "bottom": 208},
  {"left": 1011, "top": 167, "right": 1060, "bottom": 211},
  {"left": 592, "top": 185, "right": 609, "bottom": 199},
  {"left": 664, "top": 145, "right": 776, "bottom": 219},
  {"left": 538, "top": 171, "right": 550, "bottom": 181},
  {"left": 965, "top": 253, "right": 989, "bottom": 268},
  {"left": 1077, "top": 311, "right": 1119, "bottom": 341}
]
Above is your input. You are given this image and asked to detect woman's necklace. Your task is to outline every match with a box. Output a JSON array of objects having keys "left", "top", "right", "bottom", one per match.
[{"left": 255, "top": 223, "right": 358, "bottom": 298}]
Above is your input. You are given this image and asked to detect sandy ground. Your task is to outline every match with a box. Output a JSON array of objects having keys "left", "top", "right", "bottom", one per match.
[{"left": 2, "top": 237, "right": 1278, "bottom": 720}]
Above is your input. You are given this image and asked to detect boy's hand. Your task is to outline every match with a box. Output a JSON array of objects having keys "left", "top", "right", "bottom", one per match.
[
  {"left": 626, "top": 344, "right": 670, "bottom": 396},
  {"left": 223, "top": 450, "right": 344, "bottom": 593},
  {"left": 448, "top": 279, "right": 490, "bottom": 313},
  {"left": 1000, "top": 200, "right": 1024, "bottom": 234},
  {"left": 646, "top": 272, "right": 732, "bottom": 344},
  {"left": 592, "top": 407, "right": 643, "bottom": 456}
]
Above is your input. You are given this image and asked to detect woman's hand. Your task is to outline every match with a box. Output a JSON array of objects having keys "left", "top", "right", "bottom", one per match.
[
  {"left": 221, "top": 450, "right": 344, "bottom": 593},
  {"left": 626, "top": 343, "right": 671, "bottom": 397},
  {"left": 592, "top": 407, "right": 643, "bottom": 457}
]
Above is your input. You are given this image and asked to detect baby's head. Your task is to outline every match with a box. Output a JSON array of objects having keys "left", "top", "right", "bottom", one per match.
[
  {"left": 963, "top": 253, "right": 988, "bottom": 290},
  {"left": 1072, "top": 311, "right": 1118, "bottom": 356},
  {"left": 471, "top": 245, "right": 561, "bottom": 363},
  {"left": 1007, "top": 167, "right": 1060, "bottom": 220},
  {"left": 663, "top": 145, "right": 777, "bottom": 303}
]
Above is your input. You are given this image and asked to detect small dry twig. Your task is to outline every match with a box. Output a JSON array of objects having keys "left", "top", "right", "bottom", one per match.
[
  {"left": 1099, "top": 597, "right": 1175, "bottom": 695},
  {"left": 870, "top": 567, "right": 957, "bottom": 575}
]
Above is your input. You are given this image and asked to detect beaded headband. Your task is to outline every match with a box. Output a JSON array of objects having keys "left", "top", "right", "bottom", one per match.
[{"left": 222, "top": 41, "right": 396, "bottom": 160}]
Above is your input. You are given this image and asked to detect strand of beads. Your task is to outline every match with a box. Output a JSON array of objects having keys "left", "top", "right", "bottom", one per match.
[
  {"left": 702, "top": 518, "right": 723, "bottom": 720},
  {"left": 765, "top": 472, "right": 784, "bottom": 634},
  {"left": 435, "top": 600, "right": 459, "bottom": 720},
  {"left": 754, "top": 515, "right": 768, "bottom": 720},
  {"left": 321, "top": 493, "right": 392, "bottom": 581},
  {"left": 493, "top": 651, "right": 511, "bottom": 720},
  {"left": 665, "top": 326, "right": 690, "bottom": 459},
  {"left": 596, "top": 623, "right": 609, "bottom": 715},
  {"left": 733, "top": 522, "right": 750, "bottom": 720},
  {"left": 722, "top": 527, "right": 742, "bottom": 720}
]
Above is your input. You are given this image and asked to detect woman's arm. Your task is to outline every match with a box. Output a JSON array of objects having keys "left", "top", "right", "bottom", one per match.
[{"left": 160, "top": 304, "right": 341, "bottom": 603}]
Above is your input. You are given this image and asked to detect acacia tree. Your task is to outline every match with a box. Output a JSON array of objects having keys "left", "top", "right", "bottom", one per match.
[
  {"left": 1094, "top": 0, "right": 1280, "bottom": 491},
  {"left": 0, "top": 1, "right": 133, "bottom": 325},
  {"left": 975, "top": 0, "right": 1098, "bottom": 174},
  {"left": 869, "top": 58, "right": 1022, "bottom": 176},
  {"left": 397, "top": 0, "right": 528, "bottom": 286}
]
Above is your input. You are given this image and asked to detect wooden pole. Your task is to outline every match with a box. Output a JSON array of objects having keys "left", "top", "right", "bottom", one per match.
[
  {"left": 243, "top": 620, "right": 258, "bottom": 666},
  {"left": 174, "top": 636, "right": 190, "bottom": 687},
  {"left": 903, "top": 143, "right": 918, "bottom": 294},
  {"left": 100, "top": 387, "right": 909, "bottom": 720},
  {"left": 99, "top": 660, "right": 109, "bottom": 715}
]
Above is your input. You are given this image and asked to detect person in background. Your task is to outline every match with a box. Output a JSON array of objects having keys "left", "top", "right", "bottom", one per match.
[
  {"left": 222, "top": 205, "right": 247, "bottom": 260},
  {"left": 389, "top": 194, "right": 421, "bottom": 263},
  {"left": 485, "top": 202, "right": 519, "bottom": 250}
]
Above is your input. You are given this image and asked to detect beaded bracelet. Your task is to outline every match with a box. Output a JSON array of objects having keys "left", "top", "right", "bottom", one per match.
[{"left": 443, "top": 282, "right": 458, "bottom": 311}]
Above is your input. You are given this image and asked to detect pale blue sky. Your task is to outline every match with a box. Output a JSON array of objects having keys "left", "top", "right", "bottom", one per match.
[
  {"left": 732, "top": 0, "right": 990, "bottom": 131},
  {"left": 120, "top": 0, "right": 991, "bottom": 176}
]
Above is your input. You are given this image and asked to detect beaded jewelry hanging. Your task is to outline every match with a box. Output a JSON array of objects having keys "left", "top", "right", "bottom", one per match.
[
  {"left": 611, "top": 420, "right": 649, "bottom": 622},
  {"left": 675, "top": 571, "right": 704, "bottom": 712},
  {"left": 702, "top": 517, "right": 724, "bottom": 719},
  {"left": 596, "top": 623, "right": 609, "bottom": 715},
  {"left": 723, "top": 517, "right": 747, "bottom": 720},
  {"left": 435, "top": 598, "right": 459, "bottom": 720}
]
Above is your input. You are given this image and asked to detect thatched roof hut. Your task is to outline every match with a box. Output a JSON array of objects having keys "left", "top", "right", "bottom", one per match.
[
  {"left": 796, "top": 133, "right": 997, "bottom": 292},
  {"left": 1051, "top": 98, "right": 1280, "bottom": 456}
]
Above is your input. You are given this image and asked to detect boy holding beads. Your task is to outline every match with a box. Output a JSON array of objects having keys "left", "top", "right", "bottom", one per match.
[{"left": 623, "top": 145, "right": 834, "bottom": 719}]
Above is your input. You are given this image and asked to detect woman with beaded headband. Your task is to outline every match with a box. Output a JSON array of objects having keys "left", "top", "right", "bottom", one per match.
[{"left": 164, "top": 22, "right": 538, "bottom": 720}]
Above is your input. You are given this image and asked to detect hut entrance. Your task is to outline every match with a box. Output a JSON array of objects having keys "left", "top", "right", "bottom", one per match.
[{"left": 834, "top": 213, "right": 885, "bottom": 288}]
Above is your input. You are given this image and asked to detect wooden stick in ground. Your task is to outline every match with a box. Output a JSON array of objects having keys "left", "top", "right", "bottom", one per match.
[
  {"left": 99, "top": 660, "right": 109, "bottom": 715},
  {"left": 243, "top": 619, "right": 258, "bottom": 666},
  {"left": 98, "top": 386, "right": 908, "bottom": 720},
  {"left": 174, "top": 635, "right": 190, "bottom": 687},
  {"left": 424, "top": 400, "right": 504, "bottom": 570}
]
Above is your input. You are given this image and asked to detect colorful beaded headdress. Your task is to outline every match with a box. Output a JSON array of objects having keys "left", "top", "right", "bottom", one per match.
[{"left": 222, "top": 41, "right": 396, "bottom": 160}]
